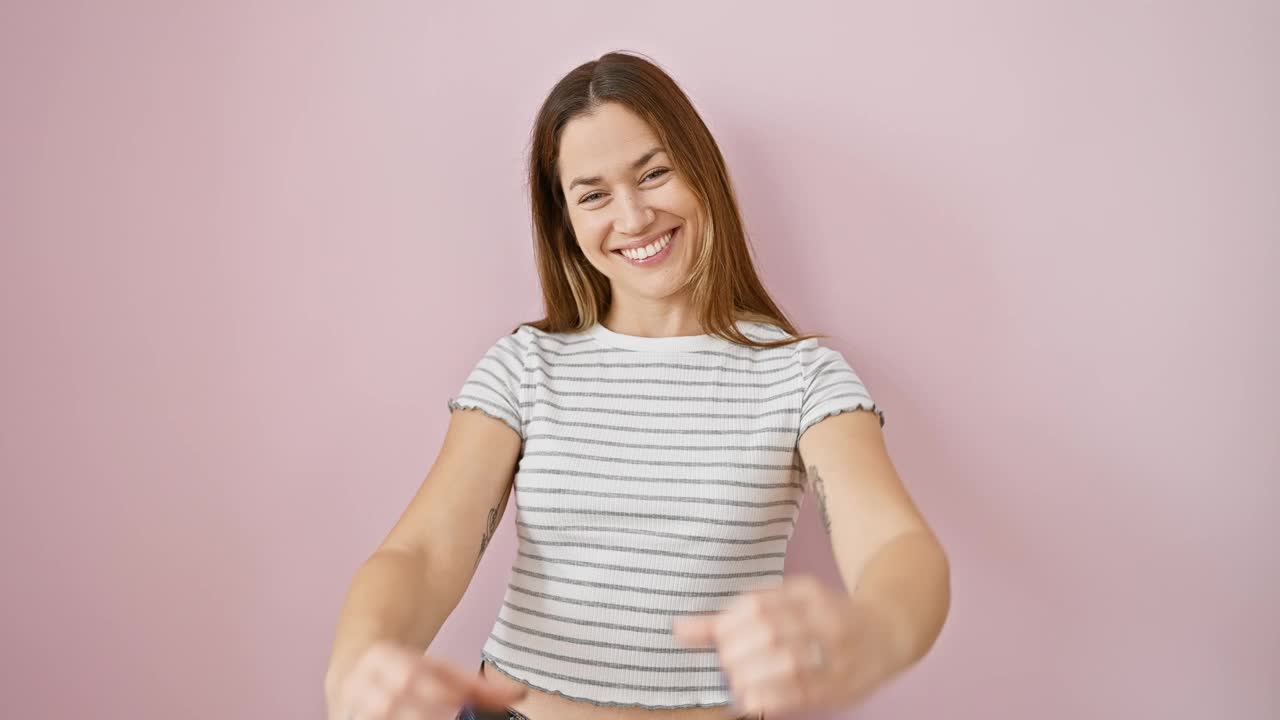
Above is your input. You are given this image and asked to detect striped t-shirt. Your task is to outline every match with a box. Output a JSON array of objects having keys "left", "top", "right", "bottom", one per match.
[{"left": 447, "top": 320, "right": 883, "bottom": 709}]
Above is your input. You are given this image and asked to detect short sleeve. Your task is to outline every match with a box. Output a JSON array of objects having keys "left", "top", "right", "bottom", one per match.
[
  {"left": 447, "top": 330, "right": 527, "bottom": 438},
  {"left": 796, "top": 339, "right": 885, "bottom": 437}
]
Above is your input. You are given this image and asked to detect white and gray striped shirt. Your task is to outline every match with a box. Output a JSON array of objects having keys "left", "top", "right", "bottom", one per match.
[{"left": 447, "top": 320, "right": 883, "bottom": 709}]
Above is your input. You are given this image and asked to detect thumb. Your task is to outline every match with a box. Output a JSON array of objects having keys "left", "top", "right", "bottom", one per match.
[
  {"left": 463, "top": 671, "right": 527, "bottom": 712},
  {"left": 431, "top": 660, "right": 527, "bottom": 710},
  {"left": 672, "top": 614, "right": 719, "bottom": 647},
  {"left": 465, "top": 672, "right": 528, "bottom": 710}
]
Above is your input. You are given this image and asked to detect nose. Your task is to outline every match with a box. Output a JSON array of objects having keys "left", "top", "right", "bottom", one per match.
[{"left": 613, "top": 190, "right": 656, "bottom": 236}]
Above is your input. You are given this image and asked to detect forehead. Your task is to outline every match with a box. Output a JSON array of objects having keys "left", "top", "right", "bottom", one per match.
[{"left": 558, "top": 103, "right": 661, "bottom": 179}]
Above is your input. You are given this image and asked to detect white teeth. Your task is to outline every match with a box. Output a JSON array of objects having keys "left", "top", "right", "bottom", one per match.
[{"left": 620, "top": 230, "right": 674, "bottom": 261}]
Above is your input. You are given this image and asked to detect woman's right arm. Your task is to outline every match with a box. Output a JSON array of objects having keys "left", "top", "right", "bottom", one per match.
[{"left": 324, "top": 408, "right": 523, "bottom": 716}]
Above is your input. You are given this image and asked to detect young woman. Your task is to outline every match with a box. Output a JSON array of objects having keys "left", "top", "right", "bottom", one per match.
[{"left": 326, "top": 51, "right": 950, "bottom": 720}]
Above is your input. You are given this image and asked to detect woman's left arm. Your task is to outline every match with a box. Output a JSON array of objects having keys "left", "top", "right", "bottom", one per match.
[
  {"left": 674, "top": 409, "right": 951, "bottom": 714},
  {"left": 798, "top": 408, "right": 951, "bottom": 672}
]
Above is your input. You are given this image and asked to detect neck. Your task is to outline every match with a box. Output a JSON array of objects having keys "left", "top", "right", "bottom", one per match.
[{"left": 603, "top": 295, "right": 703, "bottom": 338}]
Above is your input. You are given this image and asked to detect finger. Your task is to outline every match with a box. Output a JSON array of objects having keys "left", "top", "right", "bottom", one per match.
[
  {"left": 340, "top": 644, "right": 396, "bottom": 710},
  {"left": 344, "top": 650, "right": 399, "bottom": 719},
  {"left": 715, "top": 589, "right": 784, "bottom": 639},
  {"left": 427, "top": 659, "right": 527, "bottom": 709},
  {"left": 361, "top": 642, "right": 419, "bottom": 690},
  {"left": 360, "top": 653, "right": 471, "bottom": 717},
  {"left": 783, "top": 574, "right": 826, "bottom": 601},
  {"left": 740, "top": 677, "right": 806, "bottom": 716},
  {"left": 463, "top": 672, "right": 529, "bottom": 709},
  {"left": 717, "top": 610, "right": 806, "bottom": 672},
  {"left": 715, "top": 589, "right": 807, "bottom": 665},
  {"left": 388, "top": 696, "right": 439, "bottom": 720},
  {"left": 696, "top": 586, "right": 788, "bottom": 645},
  {"left": 730, "top": 647, "right": 817, "bottom": 716},
  {"left": 672, "top": 614, "right": 719, "bottom": 647},
  {"left": 731, "top": 643, "right": 809, "bottom": 691},
  {"left": 364, "top": 669, "right": 456, "bottom": 720}
]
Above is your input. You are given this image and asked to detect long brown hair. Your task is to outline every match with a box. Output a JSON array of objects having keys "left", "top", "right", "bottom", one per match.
[{"left": 525, "top": 51, "right": 817, "bottom": 349}]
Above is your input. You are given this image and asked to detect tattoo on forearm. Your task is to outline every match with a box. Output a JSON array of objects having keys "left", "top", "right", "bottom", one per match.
[
  {"left": 807, "top": 464, "right": 832, "bottom": 533},
  {"left": 474, "top": 505, "right": 500, "bottom": 569}
]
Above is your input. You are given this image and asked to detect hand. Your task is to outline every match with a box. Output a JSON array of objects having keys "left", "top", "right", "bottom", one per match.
[
  {"left": 334, "top": 642, "right": 525, "bottom": 720},
  {"left": 672, "top": 576, "right": 900, "bottom": 716}
]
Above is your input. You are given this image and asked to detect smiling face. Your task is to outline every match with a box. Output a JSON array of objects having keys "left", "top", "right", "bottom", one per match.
[{"left": 557, "top": 102, "right": 703, "bottom": 313}]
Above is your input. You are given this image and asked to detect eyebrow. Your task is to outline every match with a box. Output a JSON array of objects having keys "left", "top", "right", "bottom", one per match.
[{"left": 566, "top": 147, "right": 666, "bottom": 191}]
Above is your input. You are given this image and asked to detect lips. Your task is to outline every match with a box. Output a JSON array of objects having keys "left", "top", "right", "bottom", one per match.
[{"left": 614, "top": 226, "right": 679, "bottom": 262}]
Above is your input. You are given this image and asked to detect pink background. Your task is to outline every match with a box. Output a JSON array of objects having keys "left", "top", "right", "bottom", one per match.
[{"left": 2, "top": 2, "right": 1276, "bottom": 718}]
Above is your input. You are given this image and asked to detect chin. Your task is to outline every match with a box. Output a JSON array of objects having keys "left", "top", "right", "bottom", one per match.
[{"left": 625, "top": 276, "right": 692, "bottom": 302}]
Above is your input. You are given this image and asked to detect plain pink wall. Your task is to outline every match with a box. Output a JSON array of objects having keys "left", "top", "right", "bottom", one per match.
[{"left": 2, "top": 1, "right": 1276, "bottom": 718}]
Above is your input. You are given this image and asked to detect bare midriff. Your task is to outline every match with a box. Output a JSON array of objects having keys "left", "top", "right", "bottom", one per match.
[{"left": 480, "top": 661, "right": 749, "bottom": 720}]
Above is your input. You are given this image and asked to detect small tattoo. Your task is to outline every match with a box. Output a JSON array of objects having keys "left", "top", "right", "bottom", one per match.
[
  {"left": 808, "top": 465, "right": 832, "bottom": 533},
  {"left": 475, "top": 505, "right": 500, "bottom": 569}
]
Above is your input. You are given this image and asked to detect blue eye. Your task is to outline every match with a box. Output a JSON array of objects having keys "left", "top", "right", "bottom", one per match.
[
  {"left": 643, "top": 168, "right": 670, "bottom": 182},
  {"left": 579, "top": 192, "right": 605, "bottom": 204}
]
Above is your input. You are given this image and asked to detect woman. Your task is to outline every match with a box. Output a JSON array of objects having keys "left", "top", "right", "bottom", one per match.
[{"left": 326, "top": 51, "right": 950, "bottom": 720}]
